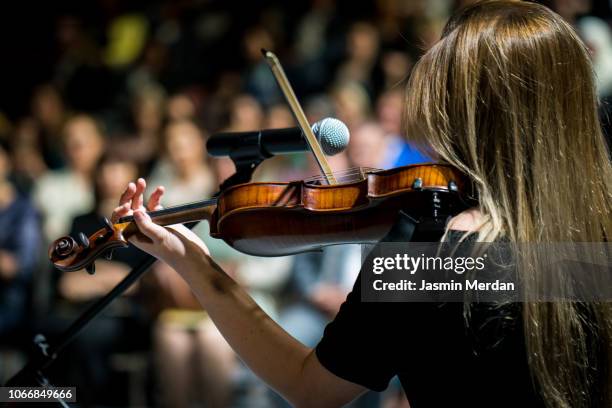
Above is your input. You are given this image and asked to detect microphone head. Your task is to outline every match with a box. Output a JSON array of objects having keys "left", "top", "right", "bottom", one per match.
[{"left": 311, "top": 118, "right": 350, "bottom": 156}]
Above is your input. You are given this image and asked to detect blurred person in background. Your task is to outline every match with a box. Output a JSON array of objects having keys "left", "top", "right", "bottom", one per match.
[
  {"left": 29, "top": 84, "right": 68, "bottom": 171},
  {"left": 226, "top": 94, "right": 265, "bottom": 133},
  {"left": 58, "top": 155, "right": 146, "bottom": 302},
  {"left": 546, "top": 0, "right": 592, "bottom": 24},
  {"left": 346, "top": 121, "right": 388, "bottom": 171},
  {"left": 379, "top": 49, "right": 413, "bottom": 91},
  {"left": 579, "top": 15, "right": 612, "bottom": 97},
  {"left": 110, "top": 85, "right": 166, "bottom": 176},
  {"left": 545, "top": 0, "right": 612, "bottom": 98},
  {"left": 201, "top": 72, "right": 244, "bottom": 134},
  {"left": 0, "top": 141, "right": 40, "bottom": 348},
  {"left": 242, "top": 26, "right": 282, "bottom": 107},
  {"left": 265, "top": 104, "right": 295, "bottom": 129},
  {"left": 11, "top": 120, "right": 49, "bottom": 194},
  {"left": 544, "top": 0, "right": 612, "bottom": 146},
  {"left": 336, "top": 22, "right": 382, "bottom": 97},
  {"left": 148, "top": 120, "right": 215, "bottom": 205},
  {"left": 304, "top": 94, "right": 336, "bottom": 124},
  {"left": 257, "top": 103, "right": 302, "bottom": 182},
  {"left": 376, "top": 89, "right": 429, "bottom": 167},
  {"left": 33, "top": 114, "right": 104, "bottom": 242},
  {"left": 331, "top": 81, "right": 372, "bottom": 132},
  {"left": 47, "top": 154, "right": 149, "bottom": 407},
  {"left": 292, "top": 0, "right": 337, "bottom": 94},
  {"left": 166, "top": 90, "right": 201, "bottom": 122},
  {"left": 146, "top": 119, "right": 234, "bottom": 408},
  {"left": 11, "top": 84, "right": 68, "bottom": 193}
]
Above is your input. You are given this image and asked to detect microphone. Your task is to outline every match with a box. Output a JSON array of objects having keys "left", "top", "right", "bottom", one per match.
[{"left": 207, "top": 117, "right": 350, "bottom": 158}]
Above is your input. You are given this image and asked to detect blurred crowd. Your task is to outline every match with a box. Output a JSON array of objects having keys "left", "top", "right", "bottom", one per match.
[{"left": 0, "top": 0, "right": 611, "bottom": 407}]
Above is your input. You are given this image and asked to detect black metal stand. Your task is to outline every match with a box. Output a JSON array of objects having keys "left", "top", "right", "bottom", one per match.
[{"left": 3, "top": 152, "right": 266, "bottom": 406}]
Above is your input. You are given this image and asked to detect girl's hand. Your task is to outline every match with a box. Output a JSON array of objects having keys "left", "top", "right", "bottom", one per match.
[{"left": 111, "top": 178, "right": 210, "bottom": 270}]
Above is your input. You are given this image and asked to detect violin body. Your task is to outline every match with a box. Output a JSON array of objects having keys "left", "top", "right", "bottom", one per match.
[
  {"left": 213, "top": 164, "right": 470, "bottom": 255},
  {"left": 50, "top": 163, "right": 473, "bottom": 272}
]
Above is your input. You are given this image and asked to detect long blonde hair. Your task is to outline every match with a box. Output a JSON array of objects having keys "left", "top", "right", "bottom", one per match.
[{"left": 404, "top": 1, "right": 612, "bottom": 407}]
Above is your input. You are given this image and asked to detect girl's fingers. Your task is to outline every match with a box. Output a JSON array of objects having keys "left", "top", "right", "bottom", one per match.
[
  {"left": 111, "top": 202, "right": 131, "bottom": 224},
  {"left": 119, "top": 182, "right": 136, "bottom": 206},
  {"left": 133, "top": 210, "right": 167, "bottom": 243},
  {"left": 131, "top": 178, "right": 147, "bottom": 210},
  {"left": 147, "top": 186, "right": 165, "bottom": 211}
]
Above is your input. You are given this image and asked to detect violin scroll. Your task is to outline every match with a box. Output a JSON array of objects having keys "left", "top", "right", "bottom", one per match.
[
  {"left": 49, "top": 217, "right": 130, "bottom": 273},
  {"left": 52, "top": 236, "right": 78, "bottom": 258}
]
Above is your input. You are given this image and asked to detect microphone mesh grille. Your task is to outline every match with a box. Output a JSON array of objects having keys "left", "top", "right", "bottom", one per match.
[{"left": 311, "top": 118, "right": 350, "bottom": 156}]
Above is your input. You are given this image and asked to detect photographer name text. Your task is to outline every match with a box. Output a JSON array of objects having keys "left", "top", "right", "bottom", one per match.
[{"left": 369, "top": 254, "right": 515, "bottom": 292}]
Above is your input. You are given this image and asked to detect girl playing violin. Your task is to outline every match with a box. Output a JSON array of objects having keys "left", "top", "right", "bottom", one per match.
[{"left": 111, "top": 1, "right": 611, "bottom": 407}]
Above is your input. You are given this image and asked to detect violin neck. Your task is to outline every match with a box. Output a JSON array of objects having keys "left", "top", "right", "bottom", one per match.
[{"left": 118, "top": 198, "right": 217, "bottom": 226}]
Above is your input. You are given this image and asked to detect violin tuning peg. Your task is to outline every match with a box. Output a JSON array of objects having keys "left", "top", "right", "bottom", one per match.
[
  {"left": 86, "top": 262, "right": 96, "bottom": 275},
  {"left": 105, "top": 249, "right": 114, "bottom": 261},
  {"left": 102, "top": 217, "right": 114, "bottom": 233},
  {"left": 77, "top": 232, "right": 90, "bottom": 248}
]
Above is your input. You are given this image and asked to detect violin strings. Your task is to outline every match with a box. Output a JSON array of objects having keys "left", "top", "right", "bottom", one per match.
[
  {"left": 305, "top": 167, "right": 380, "bottom": 182},
  {"left": 315, "top": 167, "right": 379, "bottom": 177},
  {"left": 118, "top": 197, "right": 218, "bottom": 224},
  {"left": 306, "top": 168, "right": 364, "bottom": 179}
]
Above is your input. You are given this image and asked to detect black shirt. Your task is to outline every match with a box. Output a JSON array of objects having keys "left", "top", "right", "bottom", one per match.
[{"left": 315, "top": 216, "right": 545, "bottom": 407}]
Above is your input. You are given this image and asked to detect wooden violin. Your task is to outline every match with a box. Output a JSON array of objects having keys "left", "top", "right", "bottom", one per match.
[{"left": 49, "top": 163, "right": 473, "bottom": 272}]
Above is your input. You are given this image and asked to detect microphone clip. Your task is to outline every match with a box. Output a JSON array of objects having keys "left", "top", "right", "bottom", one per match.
[{"left": 217, "top": 131, "right": 270, "bottom": 193}]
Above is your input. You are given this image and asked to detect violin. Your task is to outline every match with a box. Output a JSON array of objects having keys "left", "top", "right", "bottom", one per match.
[{"left": 49, "top": 163, "right": 472, "bottom": 272}]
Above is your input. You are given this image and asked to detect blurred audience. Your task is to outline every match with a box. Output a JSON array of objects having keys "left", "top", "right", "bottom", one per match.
[{"left": 0, "top": 0, "right": 610, "bottom": 406}]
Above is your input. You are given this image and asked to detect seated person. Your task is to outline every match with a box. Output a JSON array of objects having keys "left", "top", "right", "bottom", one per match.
[
  {"left": 47, "top": 154, "right": 149, "bottom": 407},
  {"left": 0, "top": 141, "right": 40, "bottom": 344},
  {"left": 32, "top": 114, "right": 104, "bottom": 242}
]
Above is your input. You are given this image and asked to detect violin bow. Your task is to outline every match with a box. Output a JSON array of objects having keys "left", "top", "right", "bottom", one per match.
[{"left": 261, "top": 49, "right": 337, "bottom": 185}]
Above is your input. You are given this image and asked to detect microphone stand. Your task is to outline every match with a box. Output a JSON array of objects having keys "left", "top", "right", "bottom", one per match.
[{"left": 3, "top": 150, "right": 267, "bottom": 407}]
